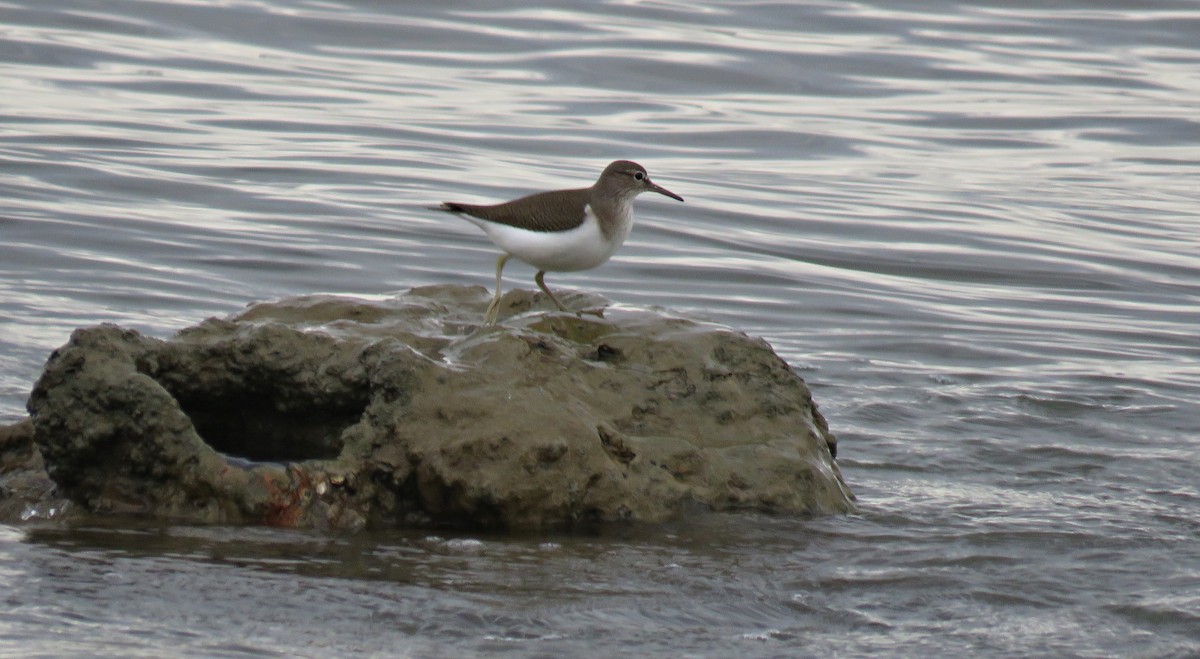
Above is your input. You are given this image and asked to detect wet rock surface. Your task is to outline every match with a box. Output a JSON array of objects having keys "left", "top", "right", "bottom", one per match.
[
  {"left": 0, "top": 418, "right": 63, "bottom": 521},
  {"left": 11, "top": 285, "right": 854, "bottom": 529}
]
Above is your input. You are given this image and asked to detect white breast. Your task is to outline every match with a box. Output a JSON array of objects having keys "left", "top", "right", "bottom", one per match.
[{"left": 470, "top": 204, "right": 633, "bottom": 272}]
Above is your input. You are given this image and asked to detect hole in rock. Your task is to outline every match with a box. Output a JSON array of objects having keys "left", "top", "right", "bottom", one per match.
[{"left": 166, "top": 386, "right": 367, "bottom": 463}]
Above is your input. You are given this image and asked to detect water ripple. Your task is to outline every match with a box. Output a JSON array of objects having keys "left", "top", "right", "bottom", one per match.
[{"left": 3, "top": 0, "right": 1200, "bottom": 655}]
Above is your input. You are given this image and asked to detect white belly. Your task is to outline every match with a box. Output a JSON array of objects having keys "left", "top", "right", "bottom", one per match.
[{"left": 469, "top": 205, "right": 632, "bottom": 272}]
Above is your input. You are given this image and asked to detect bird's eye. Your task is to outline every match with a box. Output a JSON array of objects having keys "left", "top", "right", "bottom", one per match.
[{"left": 633, "top": 171, "right": 645, "bottom": 181}]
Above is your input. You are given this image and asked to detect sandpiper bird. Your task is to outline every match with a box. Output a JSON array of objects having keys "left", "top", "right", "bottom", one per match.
[{"left": 436, "top": 160, "right": 683, "bottom": 324}]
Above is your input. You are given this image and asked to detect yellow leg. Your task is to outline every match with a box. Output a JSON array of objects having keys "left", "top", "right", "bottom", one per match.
[
  {"left": 485, "top": 254, "right": 510, "bottom": 325},
  {"left": 535, "top": 270, "right": 568, "bottom": 312}
]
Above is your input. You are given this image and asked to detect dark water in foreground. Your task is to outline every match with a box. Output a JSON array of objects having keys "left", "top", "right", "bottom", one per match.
[{"left": 2, "top": 1, "right": 1199, "bottom": 656}]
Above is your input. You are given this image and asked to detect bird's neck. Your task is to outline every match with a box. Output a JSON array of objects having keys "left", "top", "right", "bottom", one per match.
[{"left": 591, "top": 195, "right": 634, "bottom": 244}]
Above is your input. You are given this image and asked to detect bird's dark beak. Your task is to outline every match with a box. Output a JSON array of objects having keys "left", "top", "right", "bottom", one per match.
[{"left": 647, "top": 180, "right": 684, "bottom": 202}]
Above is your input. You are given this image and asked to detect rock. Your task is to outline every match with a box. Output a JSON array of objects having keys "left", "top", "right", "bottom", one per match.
[
  {"left": 0, "top": 418, "right": 64, "bottom": 521},
  {"left": 22, "top": 285, "right": 855, "bottom": 530}
]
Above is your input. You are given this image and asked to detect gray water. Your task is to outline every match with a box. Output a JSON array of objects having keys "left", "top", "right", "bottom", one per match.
[{"left": 2, "top": 0, "right": 1199, "bottom": 656}]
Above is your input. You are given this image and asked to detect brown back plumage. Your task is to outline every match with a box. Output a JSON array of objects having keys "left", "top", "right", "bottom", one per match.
[{"left": 440, "top": 188, "right": 591, "bottom": 233}]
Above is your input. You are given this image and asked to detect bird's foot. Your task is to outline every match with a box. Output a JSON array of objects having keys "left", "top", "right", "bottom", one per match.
[{"left": 484, "top": 298, "right": 502, "bottom": 325}]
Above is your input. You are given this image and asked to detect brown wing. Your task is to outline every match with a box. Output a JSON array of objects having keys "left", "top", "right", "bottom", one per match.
[{"left": 439, "top": 188, "right": 589, "bottom": 233}]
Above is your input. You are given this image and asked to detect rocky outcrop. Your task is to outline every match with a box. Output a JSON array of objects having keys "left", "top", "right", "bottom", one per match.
[{"left": 15, "top": 285, "right": 854, "bottom": 530}]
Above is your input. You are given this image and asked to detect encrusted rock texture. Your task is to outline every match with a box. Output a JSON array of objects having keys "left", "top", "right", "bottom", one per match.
[{"left": 8, "top": 285, "right": 854, "bottom": 530}]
